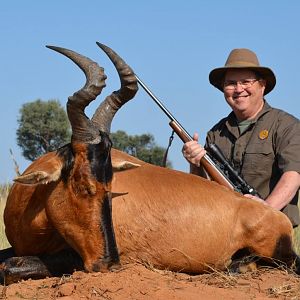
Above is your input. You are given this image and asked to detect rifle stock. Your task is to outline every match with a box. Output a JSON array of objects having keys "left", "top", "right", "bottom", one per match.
[
  {"left": 169, "top": 121, "right": 234, "bottom": 190},
  {"left": 136, "top": 75, "right": 261, "bottom": 196}
]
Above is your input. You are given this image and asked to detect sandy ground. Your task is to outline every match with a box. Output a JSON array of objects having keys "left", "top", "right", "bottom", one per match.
[{"left": 1, "top": 263, "right": 300, "bottom": 300}]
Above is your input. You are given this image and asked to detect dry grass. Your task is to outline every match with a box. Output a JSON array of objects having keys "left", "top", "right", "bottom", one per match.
[
  {"left": 140, "top": 258, "right": 300, "bottom": 299},
  {"left": 266, "top": 282, "right": 300, "bottom": 299},
  {"left": 0, "top": 184, "right": 11, "bottom": 249},
  {"left": 0, "top": 184, "right": 299, "bottom": 299},
  {"left": 293, "top": 225, "right": 300, "bottom": 255}
]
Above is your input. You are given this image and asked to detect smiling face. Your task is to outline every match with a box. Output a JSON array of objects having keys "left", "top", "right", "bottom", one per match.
[{"left": 223, "top": 69, "right": 266, "bottom": 121}]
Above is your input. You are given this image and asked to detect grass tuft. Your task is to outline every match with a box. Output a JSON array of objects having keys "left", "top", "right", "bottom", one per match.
[
  {"left": 293, "top": 225, "right": 300, "bottom": 255},
  {"left": 0, "top": 184, "right": 11, "bottom": 249}
]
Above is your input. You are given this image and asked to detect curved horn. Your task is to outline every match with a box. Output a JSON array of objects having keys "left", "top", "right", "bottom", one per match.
[
  {"left": 91, "top": 42, "right": 138, "bottom": 133},
  {"left": 46, "top": 45, "right": 107, "bottom": 143}
]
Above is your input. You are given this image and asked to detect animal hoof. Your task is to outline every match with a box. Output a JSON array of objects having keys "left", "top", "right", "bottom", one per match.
[
  {"left": 89, "top": 258, "right": 121, "bottom": 273},
  {"left": 109, "top": 262, "right": 122, "bottom": 272},
  {"left": 228, "top": 259, "right": 258, "bottom": 274}
]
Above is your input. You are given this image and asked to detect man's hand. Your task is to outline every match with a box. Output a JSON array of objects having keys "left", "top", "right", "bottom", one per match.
[
  {"left": 243, "top": 194, "right": 268, "bottom": 205},
  {"left": 245, "top": 171, "right": 300, "bottom": 211},
  {"left": 182, "top": 133, "right": 206, "bottom": 167}
]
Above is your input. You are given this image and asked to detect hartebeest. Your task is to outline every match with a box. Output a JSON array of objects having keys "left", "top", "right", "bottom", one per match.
[
  {"left": 1, "top": 43, "right": 138, "bottom": 282},
  {"left": 1, "top": 43, "right": 299, "bottom": 284}
]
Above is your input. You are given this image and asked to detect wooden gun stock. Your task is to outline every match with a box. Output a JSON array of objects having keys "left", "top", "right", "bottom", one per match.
[
  {"left": 136, "top": 75, "right": 234, "bottom": 191},
  {"left": 169, "top": 121, "right": 234, "bottom": 190}
]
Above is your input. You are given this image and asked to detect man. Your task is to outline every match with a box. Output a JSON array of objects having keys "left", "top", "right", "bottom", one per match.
[{"left": 182, "top": 48, "right": 300, "bottom": 226}]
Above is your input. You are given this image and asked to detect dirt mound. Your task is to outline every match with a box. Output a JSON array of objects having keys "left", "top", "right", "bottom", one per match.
[{"left": 1, "top": 263, "right": 300, "bottom": 300}]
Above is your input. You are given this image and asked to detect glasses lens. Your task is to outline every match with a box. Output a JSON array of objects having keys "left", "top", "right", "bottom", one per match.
[{"left": 224, "top": 79, "right": 257, "bottom": 90}]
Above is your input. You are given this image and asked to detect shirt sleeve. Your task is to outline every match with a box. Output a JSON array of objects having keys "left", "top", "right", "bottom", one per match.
[
  {"left": 276, "top": 112, "right": 300, "bottom": 174},
  {"left": 205, "top": 130, "right": 215, "bottom": 148}
]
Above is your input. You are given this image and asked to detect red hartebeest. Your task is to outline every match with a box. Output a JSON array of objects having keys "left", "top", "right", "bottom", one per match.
[
  {"left": 1, "top": 44, "right": 299, "bottom": 284},
  {"left": 1, "top": 43, "right": 138, "bottom": 282}
]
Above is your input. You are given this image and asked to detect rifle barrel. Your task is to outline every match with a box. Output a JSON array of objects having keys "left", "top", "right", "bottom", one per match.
[
  {"left": 136, "top": 75, "right": 193, "bottom": 140},
  {"left": 135, "top": 75, "right": 234, "bottom": 191}
]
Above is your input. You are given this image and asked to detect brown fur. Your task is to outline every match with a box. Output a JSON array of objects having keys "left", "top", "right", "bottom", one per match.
[
  {"left": 5, "top": 143, "right": 114, "bottom": 272},
  {"left": 110, "top": 149, "right": 295, "bottom": 273},
  {"left": 3, "top": 43, "right": 143, "bottom": 281},
  {"left": 5, "top": 147, "right": 296, "bottom": 276}
]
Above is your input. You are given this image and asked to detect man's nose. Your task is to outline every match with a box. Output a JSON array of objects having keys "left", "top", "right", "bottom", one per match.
[{"left": 234, "top": 82, "right": 244, "bottom": 92}]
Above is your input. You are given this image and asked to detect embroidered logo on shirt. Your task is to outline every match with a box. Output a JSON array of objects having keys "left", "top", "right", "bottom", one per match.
[{"left": 259, "top": 130, "right": 269, "bottom": 140}]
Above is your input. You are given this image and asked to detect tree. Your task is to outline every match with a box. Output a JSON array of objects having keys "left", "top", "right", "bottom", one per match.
[
  {"left": 16, "top": 99, "right": 172, "bottom": 167},
  {"left": 110, "top": 130, "right": 172, "bottom": 167},
  {"left": 17, "top": 99, "right": 71, "bottom": 161}
]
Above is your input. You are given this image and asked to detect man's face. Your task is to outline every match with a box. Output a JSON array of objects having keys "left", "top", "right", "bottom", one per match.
[{"left": 223, "top": 69, "right": 266, "bottom": 120}]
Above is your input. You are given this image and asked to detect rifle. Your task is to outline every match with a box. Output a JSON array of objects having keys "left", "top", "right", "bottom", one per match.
[{"left": 136, "top": 75, "right": 261, "bottom": 197}]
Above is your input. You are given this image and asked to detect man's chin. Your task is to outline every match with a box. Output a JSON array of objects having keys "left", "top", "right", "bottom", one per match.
[
  {"left": 234, "top": 103, "right": 248, "bottom": 112},
  {"left": 233, "top": 105, "right": 249, "bottom": 118}
]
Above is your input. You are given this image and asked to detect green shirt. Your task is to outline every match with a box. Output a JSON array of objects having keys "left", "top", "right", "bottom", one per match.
[
  {"left": 237, "top": 119, "right": 255, "bottom": 134},
  {"left": 205, "top": 101, "right": 300, "bottom": 226}
]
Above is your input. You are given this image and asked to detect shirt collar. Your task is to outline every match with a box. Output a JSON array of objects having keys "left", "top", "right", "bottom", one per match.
[{"left": 224, "top": 100, "right": 272, "bottom": 137}]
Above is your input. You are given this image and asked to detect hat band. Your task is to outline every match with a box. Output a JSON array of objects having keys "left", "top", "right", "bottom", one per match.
[{"left": 226, "top": 61, "right": 259, "bottom": 67}]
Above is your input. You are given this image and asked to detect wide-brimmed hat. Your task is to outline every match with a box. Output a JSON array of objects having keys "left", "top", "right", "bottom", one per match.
[{"left": 209, "top": 48, "right": 276, "bottom": 95}]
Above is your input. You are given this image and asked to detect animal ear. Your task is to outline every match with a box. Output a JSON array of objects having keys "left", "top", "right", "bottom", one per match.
[
  {"left": 111, "top": 192, "right": 129, "bottom": 198},
  {"left": 14, "top": 169, "right": 61, "bottom": 185},
  {"left": 112, "top": 160, "right": 141, "bottom": 172}
]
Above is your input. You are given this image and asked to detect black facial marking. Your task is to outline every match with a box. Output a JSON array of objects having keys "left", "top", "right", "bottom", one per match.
[
  {"left": 100, "top": 193, "right": 120, "bottom": 265},
  {"left": 56, "top": 143, "right": 75, "bottom": 184},
  {"left": 88, "top": 132, "right": 113, "bottom": 184}
]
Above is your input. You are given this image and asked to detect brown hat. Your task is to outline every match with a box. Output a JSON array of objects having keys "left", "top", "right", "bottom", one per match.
[{"left": 209, "top": 48, "right": 276, "bottom": 95}]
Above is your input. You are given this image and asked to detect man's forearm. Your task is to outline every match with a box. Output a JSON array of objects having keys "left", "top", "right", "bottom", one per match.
[{"left": 265, "top": 171, "right": 300, "bottom": 210}]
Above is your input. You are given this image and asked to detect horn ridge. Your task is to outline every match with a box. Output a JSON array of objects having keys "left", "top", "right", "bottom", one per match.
[
  {"left": 96, "top": 42, "right": 138, "bottom": 101},
  {"left": 91, "top": 42, "right": 138, "bottom": 133},
  {"left": 46, "top": 45, "right": 107, "bottom": 100},
  {"left": 46, "top": 45, "right": 106, "bottom": 143}
]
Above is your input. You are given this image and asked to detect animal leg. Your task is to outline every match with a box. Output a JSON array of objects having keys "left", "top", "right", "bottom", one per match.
[
  {"left": 0, "top": 248, "right": 83, "bottom": 285},
  {"left": 228, "top": 249, "right": 259, "bottom": 273},
  {"left": 0, "top": 247, "right": 15, "bottom": 263},
  {"left": 250, "top": 233, "right": 300, "bottom": 274}
]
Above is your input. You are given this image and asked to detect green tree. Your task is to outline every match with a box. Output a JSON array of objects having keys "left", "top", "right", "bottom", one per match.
[
  {"left": 110, "top": 130, "right": 172, "bottom": 167},
  {"left": 17, "top": 99, "right": 71, "bottom": 161},
  {"left": 16, "top": 99, "right": 171, "bottom": 167}
]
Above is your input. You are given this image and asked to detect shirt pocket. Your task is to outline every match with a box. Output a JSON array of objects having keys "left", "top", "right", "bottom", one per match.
[{"left": 242, "top": 142, "right": 274, "bottom": 175}]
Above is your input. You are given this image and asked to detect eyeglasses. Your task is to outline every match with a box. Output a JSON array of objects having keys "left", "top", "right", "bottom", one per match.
[{"left": 223, "top": 79, "right": 259, "bottom": 90}]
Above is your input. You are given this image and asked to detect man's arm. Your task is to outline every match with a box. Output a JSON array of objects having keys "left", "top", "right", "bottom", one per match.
[
  {"left": 265, "top": 171, "right": 300, "bottom": 210},
  {"left": 245, "top": 171, "right": 300, "bottom": 209}
]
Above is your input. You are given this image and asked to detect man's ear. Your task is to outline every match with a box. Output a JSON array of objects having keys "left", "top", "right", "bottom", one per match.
[{"left": 259, "top": 79, "right": 267, "bottom": 95}]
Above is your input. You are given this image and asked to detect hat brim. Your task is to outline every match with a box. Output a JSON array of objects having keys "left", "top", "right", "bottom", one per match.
[{"left": 209, "top": 66, "right": 276, "bottom": 95}]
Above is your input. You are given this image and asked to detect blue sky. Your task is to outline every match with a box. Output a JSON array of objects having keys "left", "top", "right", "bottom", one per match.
[{"left": 1, "top": 1, "right": 299, "bottom": 183}]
